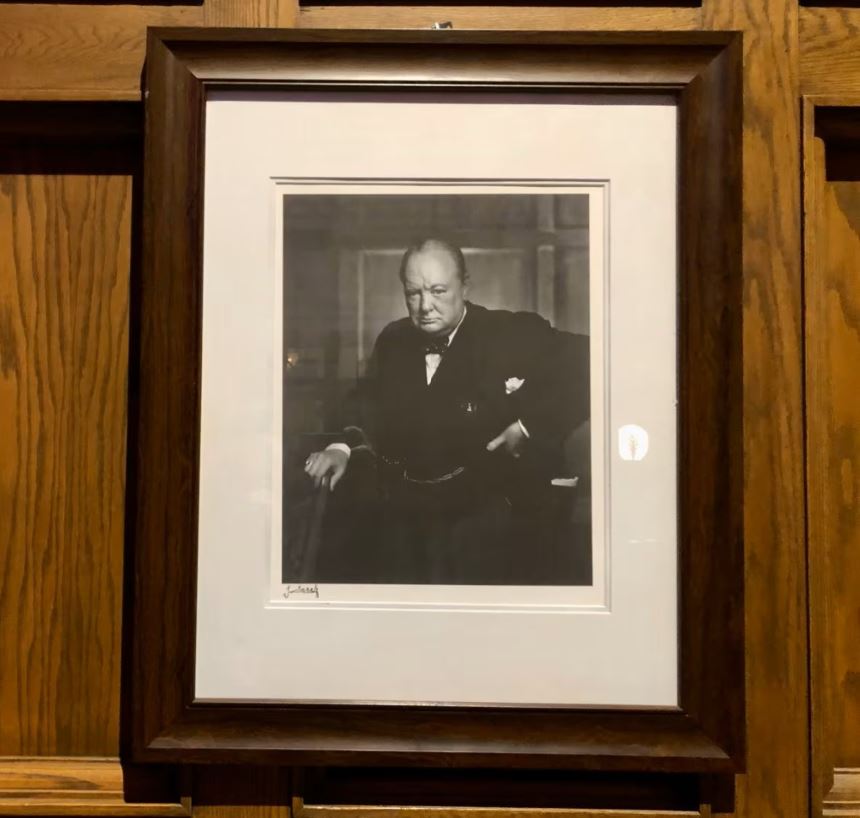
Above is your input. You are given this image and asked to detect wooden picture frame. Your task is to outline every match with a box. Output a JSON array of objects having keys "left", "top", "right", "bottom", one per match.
[
  {"left": 126, "top": 29, "right": 743, "bottom": 772},
  {"left": 297, "top": 1, "right": 700, "bottom": 7}
]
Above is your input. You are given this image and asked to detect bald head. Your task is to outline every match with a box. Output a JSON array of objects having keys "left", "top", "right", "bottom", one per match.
[
  {"left": 400, "top": 238, "right": 468, "bottom": 337},
  {"left": 399, "top": 239, "right": 467, "bottom": 285}
]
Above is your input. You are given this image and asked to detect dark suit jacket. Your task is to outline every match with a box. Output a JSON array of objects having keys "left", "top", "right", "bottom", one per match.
[{"left": 339, "top": 302, "right": 589, "bottom": 501}]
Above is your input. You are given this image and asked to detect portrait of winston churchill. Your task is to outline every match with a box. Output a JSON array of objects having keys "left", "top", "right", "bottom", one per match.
[{"left": 281, "top": 195, "right": 593, "bottom": 586}]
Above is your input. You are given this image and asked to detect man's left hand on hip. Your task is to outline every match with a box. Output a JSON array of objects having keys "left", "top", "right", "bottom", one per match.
[{"left": 486, "top": 420, "right": 528, "bottom": 459}]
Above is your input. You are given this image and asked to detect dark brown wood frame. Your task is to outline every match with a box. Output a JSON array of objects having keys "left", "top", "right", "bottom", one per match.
[
  {"left": 298, "top": 1, "right": 701, "bottom": 8},
  {"left": 125, "top": 29, "right": 743, "bottom": 773}
]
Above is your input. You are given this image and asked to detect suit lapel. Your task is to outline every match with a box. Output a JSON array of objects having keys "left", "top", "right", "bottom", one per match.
[{"left": 427, "top": 304, "right": 480, "bottom": 394}]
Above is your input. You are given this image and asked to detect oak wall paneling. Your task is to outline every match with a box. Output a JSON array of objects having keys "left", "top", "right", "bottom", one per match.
[
  {"left": 702, "top": 0, "right": 808, "bottom": 816},
  {"left": 0, "top": 100, "right": 183, "bottom": 817},
  {"left": 0, "top": 757, "right": 187, "bottom": 817},
  {"left": 804, "top": 97, "right": 860, "bottom": 818},
  {"left": 203, "top": 0, "right": 298, "bottom": 26},
  {"left": 0, "top": 1, "right": 298, "bottom": 101},
  {"left": 801, "top": 10, "right": 860, "bottom": 818},
  {"left": 0, "top": 103, "right": 139, "bottom": 759},
  {"left": 801, "top": 9, "right": 860, "bottom": 95},
  {"left": 0, "top": 6, "right": 202, "bottom": 101},
  {"left": 0, "top": 0, "right": 848, "bottom": 816}
]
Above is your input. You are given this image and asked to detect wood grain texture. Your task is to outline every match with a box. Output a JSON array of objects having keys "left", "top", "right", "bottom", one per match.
[
  {"left": 127, "top": 32, "right": 203, "bottom": 759},
  {"left": 293, "top": 802, "right": 707, "bottom": 818},
  {"left": 676, "top": 34, "right": 744, "bottom": 767},
  {"left": 0, "top": 5, "right": 201, "bottom": 101},
  {"left": 818, "top": 180, "right": 860, "bottom": 796},
  {"left": 0, "top": 138, "right": 133, "bottom": 756},
  {"left": 801, "top": 9, "right": 860, "bottom": 95},
  {"left": 193, "top": 768, "right": 290, "bottom": 818},
  {"left": 806, "top": 100, "right": 833, "bottom": 818},
  {"left": 297, "top": 7, "right": 701, "bottom": 30},
  {"left": 702, "top": 1, "right": 808, "bottom": 818},
  {"left": 0, "top": 757, "right": 187, "bottom": 816},
  {"left": 806, "top": 100, "right": 860, "bottom": 817},
  {"left": 204, "top": 0, "right": 297, "bottom": 27},
  {"left": 167, "top": 36, "right": 725, "bottom": 87}
]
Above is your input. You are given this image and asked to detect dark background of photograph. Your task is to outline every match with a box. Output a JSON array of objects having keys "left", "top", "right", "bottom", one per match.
[{"left": 281, "top": 193, "right": 592, "bottom": 585}]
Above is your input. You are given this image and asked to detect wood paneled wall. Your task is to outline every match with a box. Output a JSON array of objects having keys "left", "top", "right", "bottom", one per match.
[
  {"left": 818, "top": 182, "right": 860, "bottom": 766},
  {"left": 704, "top": 0, "right": 806, "bottom": 815},
  {"left": 0, "top": 2, "right": 297, "bottom": 100},
  {"left": 804, "top": 101, "right": 860, "bottom": 818},
  {"left": 0, "top": 1, "right": 855, "bottom": 818},
  {"left": 0, "top": 132, "right": 134, "bottom": 757},
  {"left": 801, "top": 9, "right": 860, "bottom": 95}
]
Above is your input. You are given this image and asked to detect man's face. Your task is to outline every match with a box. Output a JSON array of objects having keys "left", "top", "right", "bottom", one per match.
[{"left": 402, "top": 249, "right": 467, "bottom": 337}]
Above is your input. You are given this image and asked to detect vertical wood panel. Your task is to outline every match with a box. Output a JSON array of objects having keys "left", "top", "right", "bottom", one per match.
[
  {"left": 806, "top": 113, "right": 832, "bottom": 818},
  {"left": 806, "top": 103, "right": 860, "bottom": 815},
  {"left": 0, "top": 146, "right": 132, "bottom": 755},
  {"left": 820, "top": 178, "right": 860, "bottom": 803},
  {"left": 701, "top": 1, "right": 807, "bottom": 817}
]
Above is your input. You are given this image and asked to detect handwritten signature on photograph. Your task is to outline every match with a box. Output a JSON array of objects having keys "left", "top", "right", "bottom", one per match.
[{"left": 283, "top": 584, "right": 320, "bottom": 599}]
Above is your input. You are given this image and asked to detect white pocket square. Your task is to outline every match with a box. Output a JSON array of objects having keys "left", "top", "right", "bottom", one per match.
[{"left": 505, "top": 377, "right": 525, "bottom": 395}]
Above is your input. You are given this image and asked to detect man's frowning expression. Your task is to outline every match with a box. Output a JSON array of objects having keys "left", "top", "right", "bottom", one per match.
[{"left": 401, "top": 243, "right": 467, "bottom": 338}]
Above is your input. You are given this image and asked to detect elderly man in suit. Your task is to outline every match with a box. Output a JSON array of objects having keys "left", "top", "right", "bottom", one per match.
[{"left": 303, "top": 238, "right": 588, "bottom": 585}]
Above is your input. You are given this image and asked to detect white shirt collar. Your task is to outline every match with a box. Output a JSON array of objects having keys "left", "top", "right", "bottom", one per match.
[{"left": 445, "top": 304, "right": 467, "bottom": 346}]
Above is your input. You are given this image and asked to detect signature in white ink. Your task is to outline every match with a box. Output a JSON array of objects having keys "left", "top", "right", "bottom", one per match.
[{"left": 283, "top": 584, "right": 320, "bottom": 599}]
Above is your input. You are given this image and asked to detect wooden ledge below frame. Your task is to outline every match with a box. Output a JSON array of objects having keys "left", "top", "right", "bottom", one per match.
[
  {"left": 291, "top": 796, "right": 715, "bottom": 818},
  {"left": 0, "top": 758, "right": 189, "bottom": 817}
]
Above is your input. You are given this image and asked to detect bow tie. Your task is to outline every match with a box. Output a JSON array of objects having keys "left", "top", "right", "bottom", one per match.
[{"left": 423, "top": 338, "right": 450, "bottom": 356}]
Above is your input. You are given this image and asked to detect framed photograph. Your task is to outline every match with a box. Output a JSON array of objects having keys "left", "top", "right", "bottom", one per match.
[{"left": 128, "top": 29, "right": 743, "bottom": 770}]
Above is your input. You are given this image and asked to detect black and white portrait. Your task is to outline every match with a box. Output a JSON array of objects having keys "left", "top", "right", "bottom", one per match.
[{"left": 281, "top": 192, "right": 593, "bottom": 587}]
